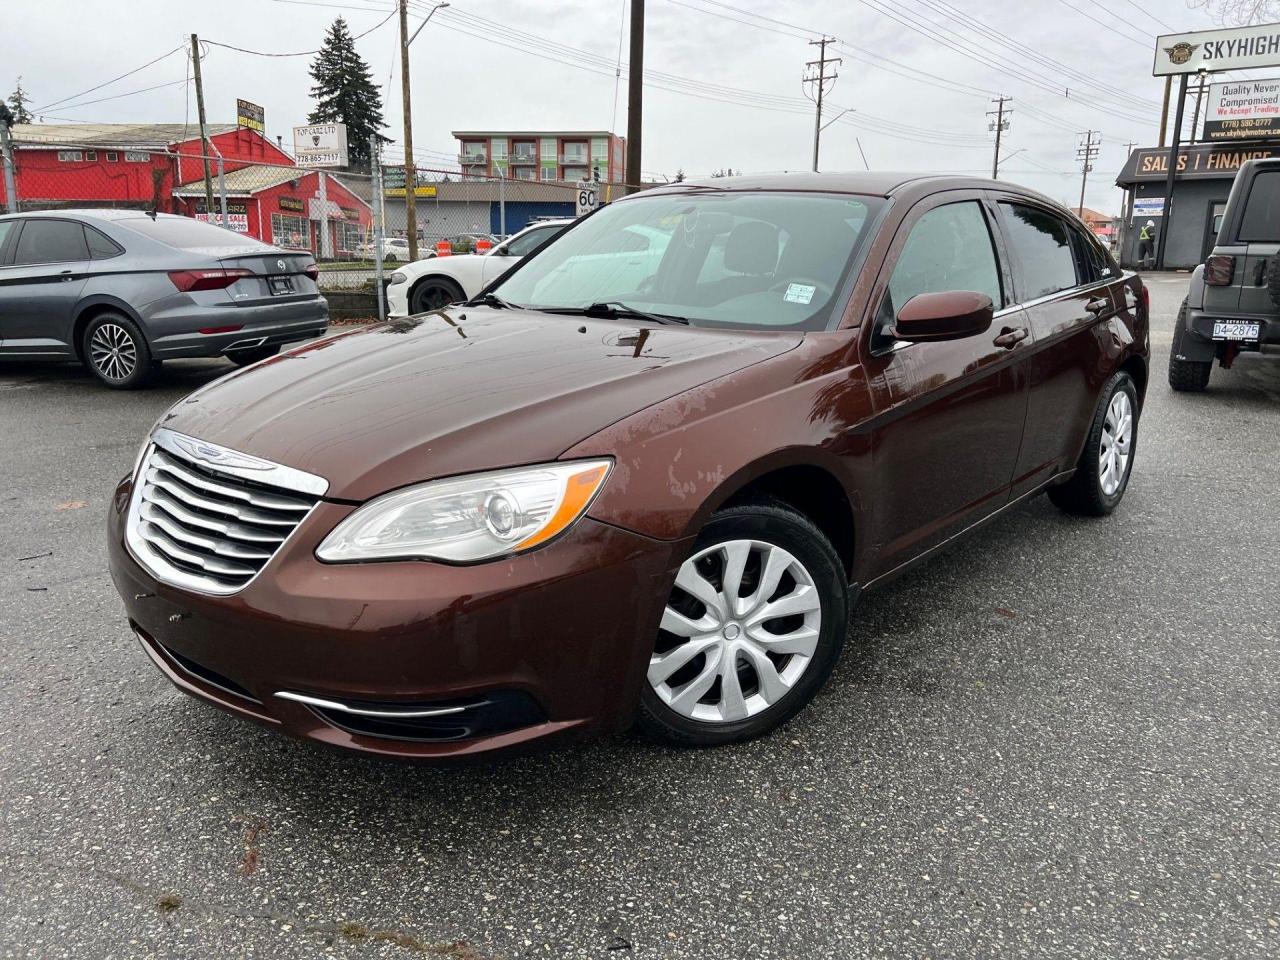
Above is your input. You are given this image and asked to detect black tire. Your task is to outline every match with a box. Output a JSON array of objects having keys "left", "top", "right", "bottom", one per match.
[
  {"left": 637, "top": 501, "right": 850, "bottom": 747},
  {"left": 81, "top": 312, "right": 156, "bottom": 390},
  {"left": 409, "top": 276, "right": 465, "bottom": 313},
  {"left": 226, "top": 344, "right": 281, "bottom": 367},
  {"left": 1048, "top": 370, "right": 1139, "bottom": 517},
  {"left": 1167, "top": 299, "right": 1212, "bottom": 392}
]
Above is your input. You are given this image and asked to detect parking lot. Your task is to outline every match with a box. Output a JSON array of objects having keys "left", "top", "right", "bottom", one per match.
[{"left": 0, "top": 273, "right": 1276, "bottom": 959}]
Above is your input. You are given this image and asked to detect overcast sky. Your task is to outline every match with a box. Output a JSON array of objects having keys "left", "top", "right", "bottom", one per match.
[{"left": 4, "top": 0, "right": 1253, "bottom": 214}]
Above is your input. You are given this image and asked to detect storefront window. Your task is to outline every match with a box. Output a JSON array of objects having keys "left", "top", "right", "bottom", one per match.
[{"left": 271, "top": 213, "right": 312, "bottom": 252}]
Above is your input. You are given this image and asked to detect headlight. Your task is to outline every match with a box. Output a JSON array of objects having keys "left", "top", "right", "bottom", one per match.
[
  {"left": 316, "top": 459, "right": 612, "bottom": 563},
  {"left": 390, "top": 271, "right": 407, "bottom": 284}
]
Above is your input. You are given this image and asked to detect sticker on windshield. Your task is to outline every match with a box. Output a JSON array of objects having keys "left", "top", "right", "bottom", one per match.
[{"left": 783, "top": 282, "right": 816, "bottom": 305}]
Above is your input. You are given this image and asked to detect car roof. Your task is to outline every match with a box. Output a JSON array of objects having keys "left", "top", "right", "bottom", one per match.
[
  {"left": 0, "top": 208, "right": 181, "bottom": 224},
  {"left": 635, "top": 171, "right": 1058, "bottom": 205}
]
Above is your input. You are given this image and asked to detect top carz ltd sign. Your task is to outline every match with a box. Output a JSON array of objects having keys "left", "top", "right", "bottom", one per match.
[{"left": 1155, "top": 22, "right": 1280, "bottom": 76}]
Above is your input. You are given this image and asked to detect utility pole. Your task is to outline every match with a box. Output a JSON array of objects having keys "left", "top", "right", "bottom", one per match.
[
  {"left": 1119, "top": 141, "right": 1137, "bottom": 262},
  {"left": 1076, "top": 130, "right": 1101, "bottom": 217},
  {"left": 1158, "top": 75, "right": 1172, "bottom": 147},
  {"left": 987, "top": 96, "right": 1012, "bottom": 179},
  {"left": 804, "top": 37, "right": 840, "bottom": 172},
  {"left": 398, "top": 0, "right": 419, "bottom": 262},
  {"left": 1156, "top": 73, "right": 1189, "bottom": 270},
  {"left": 0, "top": 103, "right": 18, "bottom": 214},
  {"left": 625, "top": 0, "right": 644, "bottom": 192},
  {"left": 190, "top": 35, "right": 215, "bottom": 217}
]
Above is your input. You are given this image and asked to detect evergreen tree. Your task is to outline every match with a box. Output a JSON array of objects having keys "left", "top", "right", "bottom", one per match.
[
  {"left": 307, "top": 18, "right": 386, "bottom": 169},
  {"left": 8, "top": 77, "right": 34, "bottom": 125}
]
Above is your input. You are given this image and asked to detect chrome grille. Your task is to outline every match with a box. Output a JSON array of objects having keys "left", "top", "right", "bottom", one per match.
[{"left": 125, "top": 430, "right": 326, "bottom": 595}]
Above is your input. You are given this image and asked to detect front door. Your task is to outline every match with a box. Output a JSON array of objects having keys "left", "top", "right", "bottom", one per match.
[
  {"left": 862, "top": 194, "right": 1029, "bottom": 576},
  {"left": 0, "top": 218, "right": 90, "bottom": 358}
]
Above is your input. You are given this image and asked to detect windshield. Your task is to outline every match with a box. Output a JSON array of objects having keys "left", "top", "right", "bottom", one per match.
[{"left": 492, "top": 190, "right": 883, "bottom": 331}]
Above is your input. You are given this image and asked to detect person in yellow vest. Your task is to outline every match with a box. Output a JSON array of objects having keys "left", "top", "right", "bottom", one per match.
[{"left": 1137, "top": 220, "right": 1156, "bottom": 268}]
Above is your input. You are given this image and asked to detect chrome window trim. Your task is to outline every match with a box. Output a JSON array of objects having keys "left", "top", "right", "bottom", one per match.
[{"left": 1003, "top": 276, "right": 1115, "bottom": 313}]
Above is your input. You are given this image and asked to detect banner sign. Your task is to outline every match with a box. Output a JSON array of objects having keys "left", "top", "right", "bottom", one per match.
[
  {"left": 382, "top": 165, "right": 437, "bottom": 197},
  {"left": 293, "top": 123, "right": 348, "bottom": 167},
  {"left": 1155, "top": 23, "right": 1280, "bottom": 76},
  {"left": 193, "top": 198, "right": 250, "bottom": 233},
  {"left": 236, "top": 99, "right": 265, "bottom": 133},
  {"left": 1133, "top": 198, "right": 1165, "bottom": 221},
  {"left": 1117, "top": 142, "right": 1280, "bottom": 182},
  {"left": 1203, "top": 78, "right": 1280, "bottom": 141}
]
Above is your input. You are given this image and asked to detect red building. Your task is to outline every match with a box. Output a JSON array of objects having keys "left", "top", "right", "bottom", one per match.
[{"left": 3, "top": 123, "right": 371, "bottom": 257}]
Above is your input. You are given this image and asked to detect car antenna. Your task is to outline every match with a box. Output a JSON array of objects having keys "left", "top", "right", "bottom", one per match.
[{"left": 147, "top": 208, "right": 157, "bottom": 220}]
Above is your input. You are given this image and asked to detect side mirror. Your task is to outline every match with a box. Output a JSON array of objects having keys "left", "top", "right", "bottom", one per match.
[{"left": 893, "top": 291, "right": 994, "bottom": 342}]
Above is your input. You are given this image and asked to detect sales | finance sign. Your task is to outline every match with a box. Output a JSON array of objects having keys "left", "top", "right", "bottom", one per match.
[
  {"left": 1155, "top": 22, "right": 1280, "bottom": 76},
  {"left": 1204, "top": 78, "right": 1280, "bottom": 141}
]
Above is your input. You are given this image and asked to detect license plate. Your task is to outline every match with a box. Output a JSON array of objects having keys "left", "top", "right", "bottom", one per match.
[
  {"left": 268, "top": 276, "right": 294, "bottom": 296},
  {"left": 1212, "top": 320, "right": 1260, "bottom": 341}
]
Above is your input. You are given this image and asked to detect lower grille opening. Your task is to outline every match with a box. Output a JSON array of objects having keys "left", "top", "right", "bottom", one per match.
[
  {"left": 304, "top": 691, "right": 545, "bottom": 743},
  {"left": 157, "top": 641, "right": 260, "bottom": 704}
]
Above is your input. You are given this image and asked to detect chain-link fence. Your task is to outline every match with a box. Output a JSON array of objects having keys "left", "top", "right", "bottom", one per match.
[{"left": 0, "top": 129, "right": 628, "bottom": 321}]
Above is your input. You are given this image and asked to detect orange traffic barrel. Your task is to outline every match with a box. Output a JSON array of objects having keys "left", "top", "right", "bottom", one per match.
[
  {"left": 475, "top": 238, "right": 493, "bottom": 255},
  {"left": 435, "top": 240, "right": 452, "bottom": 257}
]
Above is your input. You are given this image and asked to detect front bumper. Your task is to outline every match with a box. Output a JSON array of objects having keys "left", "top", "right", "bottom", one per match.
[
  {"left": 107, "top": 475, "right": 684, "bottom": 760},
  {"left": 386, "top": 282, "right": 410, "bottom": 318}
]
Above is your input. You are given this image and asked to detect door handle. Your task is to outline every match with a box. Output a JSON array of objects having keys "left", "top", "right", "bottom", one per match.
[
  {"left": 993, "top": 326, "right": 1028, "bottom": 348},
  {"left": 1085, "top": 296, "right": 1109, "bottom": 315}
]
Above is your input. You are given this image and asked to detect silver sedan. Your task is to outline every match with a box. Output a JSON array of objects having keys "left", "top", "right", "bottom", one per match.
[{"left": 0, "top": 209, "right": 328, "bottom": 388}]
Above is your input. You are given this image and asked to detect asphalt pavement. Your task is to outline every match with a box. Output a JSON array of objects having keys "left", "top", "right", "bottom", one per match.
[{"left": 1, "top": 274, "right": 1277, "bottom": 959}]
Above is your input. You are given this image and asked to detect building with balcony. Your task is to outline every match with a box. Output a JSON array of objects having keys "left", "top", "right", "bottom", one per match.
[{"left": 452, "top": 130, "right": 626, "bottom": 183}]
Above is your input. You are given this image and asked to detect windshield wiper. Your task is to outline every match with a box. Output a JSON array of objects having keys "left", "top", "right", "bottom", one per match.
[
  {"left": 540, "top": 301, "right": 691, "bottom": 325},
  {"left": 467, "top": 291, "right": 522, "bottom": 309}
]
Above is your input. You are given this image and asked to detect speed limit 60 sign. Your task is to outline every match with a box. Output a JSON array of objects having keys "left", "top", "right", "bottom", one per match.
[{"left": 575, "top": 181, "right": 599, "bottom": 217}]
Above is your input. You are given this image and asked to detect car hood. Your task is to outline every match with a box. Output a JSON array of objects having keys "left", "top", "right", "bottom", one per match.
[{"left": 159, "top": 308, "right": 801, "bottom": 501}]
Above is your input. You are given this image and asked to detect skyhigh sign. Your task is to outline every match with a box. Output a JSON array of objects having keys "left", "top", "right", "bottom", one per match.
[{"left": 1155, "top": 22, "right": 1280, "bottom": 76}]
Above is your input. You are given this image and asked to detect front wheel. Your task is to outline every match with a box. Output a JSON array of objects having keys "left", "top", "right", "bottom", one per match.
[
  {"left": 409, "top": 277, "right": 465, "bottom": 313},
  {"left": 1048, "top": 370, "right": 1138, "bottom": 516},
  {"left": 82, "top": 312, "right": 155, "bottom": 389},
  {"left": 637, "top": 502, "right": 849, "bottom": 747}
]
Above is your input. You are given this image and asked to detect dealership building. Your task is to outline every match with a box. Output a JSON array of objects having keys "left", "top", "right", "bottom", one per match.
[
  {"left": 2, "top": 123, "right": 372, "bottom": 257},
  {"left": 1115, "top": 140, "right": 1280, "bottom": 269}
]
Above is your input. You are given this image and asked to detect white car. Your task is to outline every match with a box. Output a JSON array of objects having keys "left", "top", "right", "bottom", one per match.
[
  {"left": 387, "top": 219, "right": 573, "bottom": 315},
  {"left": 359, "top": 236, "right": 418, "bottom": 262}
]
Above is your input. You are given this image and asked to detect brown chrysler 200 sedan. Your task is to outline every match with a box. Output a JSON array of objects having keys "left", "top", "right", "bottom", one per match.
[{"left": 107, "top": 173, "right": 1149, "bottom": 759}]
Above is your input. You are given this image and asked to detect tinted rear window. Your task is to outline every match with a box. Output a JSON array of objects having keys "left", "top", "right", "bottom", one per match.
[
  {"left": 85, "top": 225, "right": 124, "bottom": 259},
  {"left": 12, "top": 219, "right": 90, "bottom": 264},
  {"left": 118, "top": 216, "right": 268, "bottom": 250},
  {"left": 1239, "top": 170, "right": 1280, "bottom": 242}
]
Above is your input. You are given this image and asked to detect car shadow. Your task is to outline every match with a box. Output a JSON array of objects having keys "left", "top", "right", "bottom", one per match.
[{"left": 0, "top": 358, "right": 235, "bottom": 394}]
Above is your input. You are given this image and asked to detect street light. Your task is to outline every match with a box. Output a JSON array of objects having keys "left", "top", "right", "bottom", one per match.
[{"left": 400, "top": 0, "right": 449, "bottom": 262}]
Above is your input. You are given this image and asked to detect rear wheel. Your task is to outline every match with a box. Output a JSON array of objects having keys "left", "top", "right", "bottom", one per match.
[
  {"left": 82, "top": 312, "right": 155, "bottom": 389},
  {"left": 410, "top": 277, "right": 465, "bottom": 313},
  {"left": 637, "top": 502, "right": 849, "bottom": 747},
  {"left": 1048, "top": 370, "right": 1138, "bottom": 516},
  {"left": 1168, "top": 299, "right": 1212, "bottom": 392},
  {"left": 226, "top": 344, "right": 281, "bottom": 367}
]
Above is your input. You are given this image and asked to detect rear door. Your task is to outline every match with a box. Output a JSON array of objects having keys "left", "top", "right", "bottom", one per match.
[
  {"left": 1234, "top": 167, "right": 1280, "bottom": 317},
  {"left": 0, "top": 218, "right": 91, "bottom": 358},
  {"left": 993, "top": 198, "right": 1130, "bottom": 496}
]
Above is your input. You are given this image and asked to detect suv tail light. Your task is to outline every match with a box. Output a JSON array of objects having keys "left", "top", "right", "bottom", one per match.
[
  {"left": 1204, "top": 254, "right": 1235, "bottom": 286},
  {"left": 168, "top": 268, "right": 254, "bottom": 292},
  {"left": 304, "top": 264, "right": 320, "bottom": 282}
]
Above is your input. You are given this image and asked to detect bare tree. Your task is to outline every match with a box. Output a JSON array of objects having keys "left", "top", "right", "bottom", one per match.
[{"left": 1188, "top": 0, "right": 1280, "bottom": 25}]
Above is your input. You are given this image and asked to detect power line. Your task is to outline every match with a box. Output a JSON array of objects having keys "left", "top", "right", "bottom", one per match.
[
  {"left": 1117, "top": 0, "right": 1175, "bottom": 31},
  {"left": 1051, "top": 0, "right": 1154, "bottom": 49},
  {"left": 34, "top": 44, "right": 187, "bottom": 112},
  {"left": 48, "top": 78, "right": 193, "bottom": 114},
  {"left": 205, "top": 7, "right": 395, "bottom": 57}
]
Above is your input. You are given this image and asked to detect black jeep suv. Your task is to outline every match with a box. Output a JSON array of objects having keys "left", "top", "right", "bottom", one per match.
[{"left": 1170, "top": 157, "right": 1280, "bottom": 391}]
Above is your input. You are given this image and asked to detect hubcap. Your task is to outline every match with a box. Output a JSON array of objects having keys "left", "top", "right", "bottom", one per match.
[
  {"left": 1099, "top": 390, "right": 1133, "bottom": 497},
  {"left": 89, "top": 323, "right": 137, "bottom": 381},
  {"left": 649, "top": 539, "right": 823, "bottom": 724}
]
